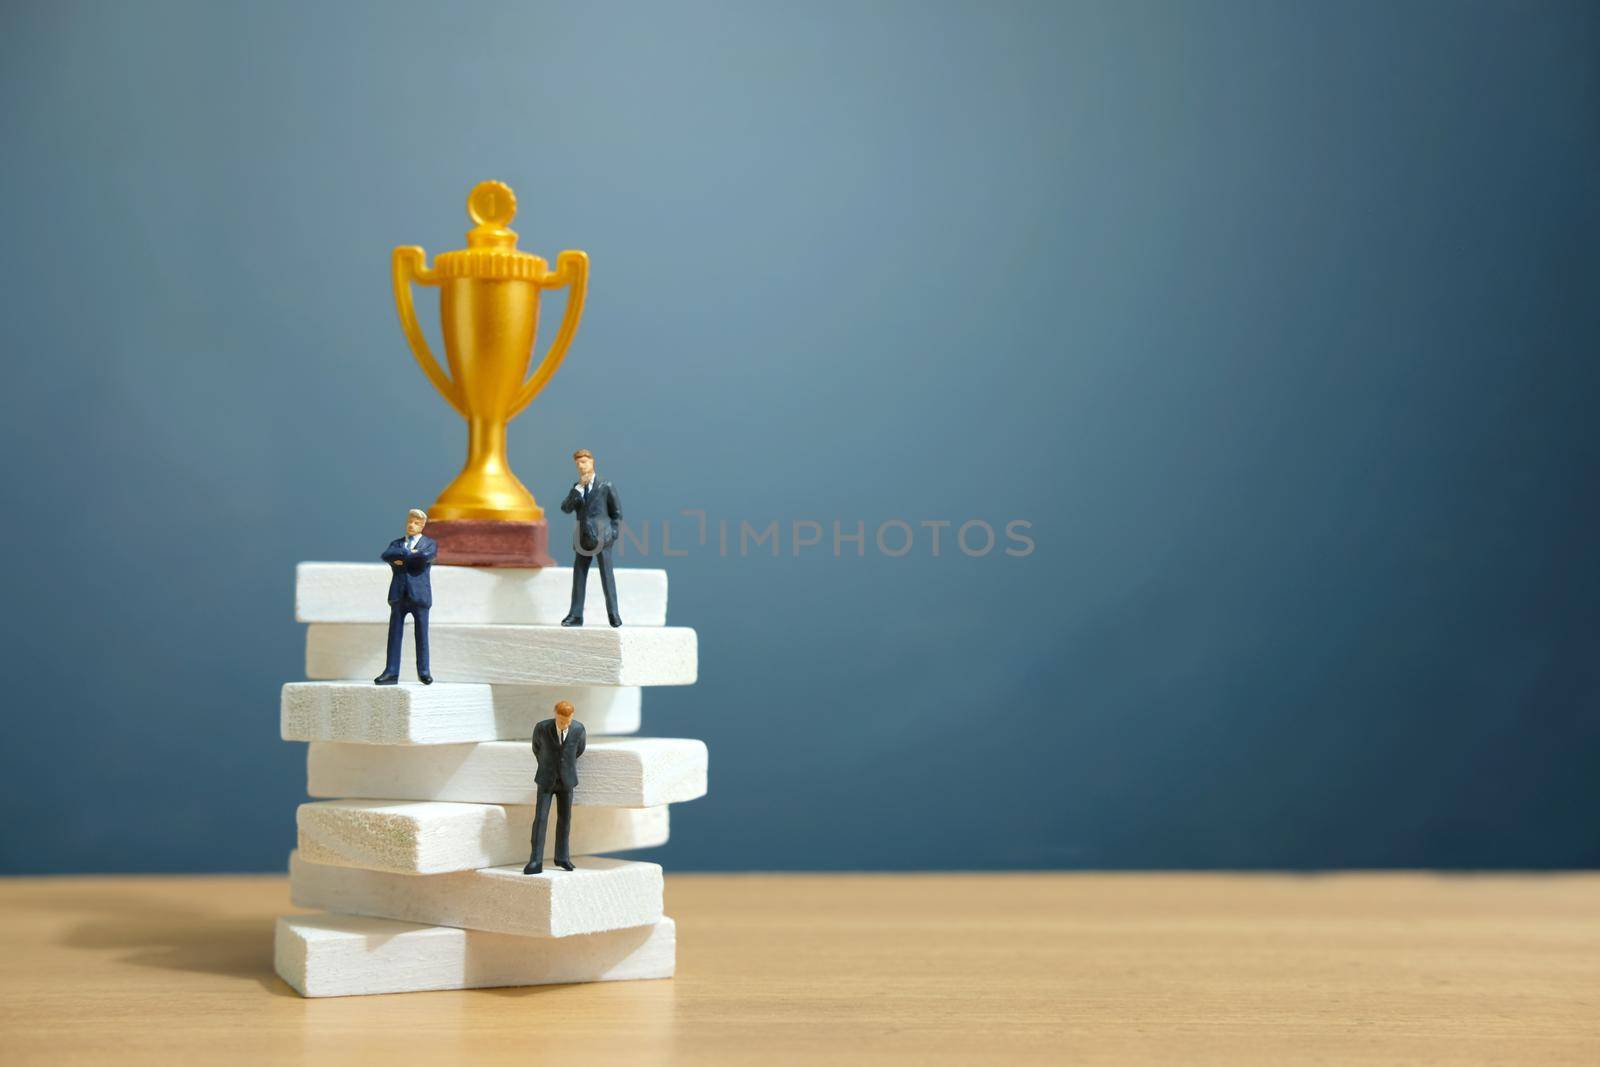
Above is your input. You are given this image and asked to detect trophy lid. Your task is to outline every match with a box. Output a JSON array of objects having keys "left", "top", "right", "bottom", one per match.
[{"left": 431, "top": 181, "right": 549, "bottom": 280}]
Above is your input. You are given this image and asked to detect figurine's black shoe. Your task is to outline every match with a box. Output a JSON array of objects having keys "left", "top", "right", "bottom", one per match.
[
  {"left": 560, "top": 614, "right": 583, "bottom": 627},
  {"left": 418, "top": 673, "right": 433, "bottom": 685},
  {"left": 373, "top": 673, "right": 399, "bottom": 686},
  {"left": 555, "top": 859, "right": 575, "bottom": 871},
  {"left": 608, "top": 613, "right": 623, "bottom": 628},
  {"left": 523, "top": 861, "right": 543, "bottom": 875}
]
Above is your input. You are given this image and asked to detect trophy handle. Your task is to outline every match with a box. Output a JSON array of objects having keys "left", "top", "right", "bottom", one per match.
[
  {"left": 509, "top": 250, "right": 589, "bottom": 418},
  {"left": 392, "top": 246, "right": 467, "bottom": 417}
]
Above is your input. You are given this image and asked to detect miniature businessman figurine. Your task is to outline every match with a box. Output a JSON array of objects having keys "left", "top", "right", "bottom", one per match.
[
  {"left": 524, "top": 700, "right": 586, "bottom": 874},
  {"left": 559, "top": 448, "right": 623, "bottom": 627},
  {"left": 374, "top": 508, "right": 436, "bottom": 685}
]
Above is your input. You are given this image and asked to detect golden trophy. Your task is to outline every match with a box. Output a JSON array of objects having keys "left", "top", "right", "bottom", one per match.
[{"left": 392, "top": 180, "right": 588, "bottom": 565}]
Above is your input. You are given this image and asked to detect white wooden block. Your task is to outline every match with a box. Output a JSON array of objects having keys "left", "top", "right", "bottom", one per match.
[
  {"left": 288, "top": 851, "right": 663, "bottom": 938},
  {"left": 297, "top": 800, "right": 669, "bottom": 874},
  {"left": 307, "top": 737, "right": 708, "bottom": 808},
  {"left": 275, "top": 913, "right": 675, "bottom": 997},
  {"left": 295, "top": 562, "right": 668, "bottom": 626},
  {"left": 280, "top": 682, "right": 642, "bottom": 744},
  {"left": 305, "top": 624, "right": 698, "bottom": 686}
]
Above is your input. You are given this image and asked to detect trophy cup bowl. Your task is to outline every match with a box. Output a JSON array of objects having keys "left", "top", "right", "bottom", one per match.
[{"left": 392, "top": 181, "right": 588, "bottom": 566}]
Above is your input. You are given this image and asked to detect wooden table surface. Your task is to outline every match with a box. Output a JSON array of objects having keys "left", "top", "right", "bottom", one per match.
[{"left": 0, "top": 872, "right": 1595, "bottom": 1065}]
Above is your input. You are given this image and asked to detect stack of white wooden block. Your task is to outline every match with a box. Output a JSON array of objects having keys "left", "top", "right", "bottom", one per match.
[{"left": 272, "top": 563, "right": 705, "bottom": 997}]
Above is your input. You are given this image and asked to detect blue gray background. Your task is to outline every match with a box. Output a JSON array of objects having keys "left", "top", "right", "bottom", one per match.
[{"left": 2, "top": 1, "right": 1596, "bottom": 873}]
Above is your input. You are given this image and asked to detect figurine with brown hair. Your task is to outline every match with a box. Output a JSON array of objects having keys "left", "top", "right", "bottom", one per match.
[
  {"left": 524, "top": 700, "right": 586, "bottom": 875},
  {"left": 559, "top": 448, "right": 623, "bottom": 627}
]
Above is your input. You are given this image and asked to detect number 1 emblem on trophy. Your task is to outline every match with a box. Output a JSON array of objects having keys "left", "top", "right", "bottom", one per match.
[{"left": 391, "top": 180, "right": 588, "bottom": 566}]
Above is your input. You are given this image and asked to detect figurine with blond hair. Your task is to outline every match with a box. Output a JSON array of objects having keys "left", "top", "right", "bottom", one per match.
[
  {"left": 524, "top": 700, "right": 586, "bottom": 874},
  {"left": 559, "top": 448, "right": 623, "bottom": 627},
  {"left": 374, "top": 508, "right": 436, "bottom": 685}
]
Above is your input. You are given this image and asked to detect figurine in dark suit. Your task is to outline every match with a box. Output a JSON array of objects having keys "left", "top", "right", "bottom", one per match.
[
  {"left": 374, "top": 508, "right": 436, "bottom": 685},
  {"left": 559, "top": 448, "right": 623, "bottom": 628},
  {"left": 524, "top": 700, "right": 586, "bottom": 874}
]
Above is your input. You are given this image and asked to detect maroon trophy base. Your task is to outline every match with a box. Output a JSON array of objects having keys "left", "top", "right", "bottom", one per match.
[{"left": 427, "top": 519, "right": 557, "bottom": 568}]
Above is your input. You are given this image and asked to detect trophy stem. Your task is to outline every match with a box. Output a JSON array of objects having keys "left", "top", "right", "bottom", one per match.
[
  {"left": 466, "top": 416, "right": 510, "bottom": 478},
  {"left": 429, "top": 416, "right": 543, "bottom": 522}
]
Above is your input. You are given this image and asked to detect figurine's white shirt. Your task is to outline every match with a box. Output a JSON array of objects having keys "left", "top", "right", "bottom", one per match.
[
  {"left": 405, "top": 534, "right": 420, "bottom": 552},
  {"left": 557, "top": 725, "right": 569, "bottom": 744},
  {"left": 576, "top": 476, "right": 597, "bottom": 498}
]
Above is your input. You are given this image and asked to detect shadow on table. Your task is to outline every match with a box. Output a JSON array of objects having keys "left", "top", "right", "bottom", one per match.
[{"left": 8, "top": 885, "right": 296, "bottom": 998}]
